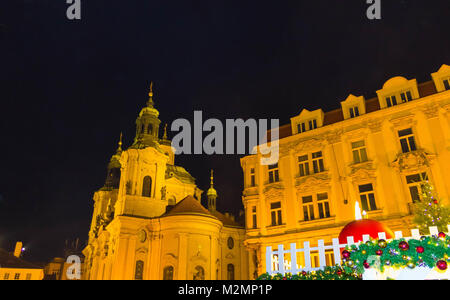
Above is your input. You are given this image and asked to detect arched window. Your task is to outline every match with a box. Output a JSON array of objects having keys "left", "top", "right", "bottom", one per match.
[
  {"left": 141, "top": 124, "right": 146, "bottom": 134},
  {"left": 135, "top": 260, "right": 144, "bottom": 280},
  {"left": 148, "top": 124, "right": 153, "bottom": 135},
  {"left": 193, "top": 266, "right": 205, "bottom": 280},
  {"left": 142, "top": 176, "right": 152, "bottom": 197},
  {"left": 163, "top": 266, "right": 174, "bottom": 280},
  {"left": 227, "top": 264, "right": 235, "bottom": 280},
  {"left": 168, "top": 196, "right": 176, "bottom": 206}
]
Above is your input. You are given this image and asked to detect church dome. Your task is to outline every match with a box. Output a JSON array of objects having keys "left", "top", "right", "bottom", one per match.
[{"left": 207, "top": 186, "right": 217, "bottom": 197}]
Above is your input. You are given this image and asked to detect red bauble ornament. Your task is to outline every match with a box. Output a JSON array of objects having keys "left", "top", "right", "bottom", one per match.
[
  {"left": 342, "top": 250, "right": 351, "bottom": 259},
  {"left": 363, "top": 260, "right": 370, "bottom": 269},
  {"left": 438, "top": 232, "right": 446, "bottom": 239},
  {"left": 301, "top": 271, "right": 307, "bottom": 276},
  {"left": 339, "top": 219, "right": 394, "bottom": 244},
  {"left": 436, "top": 260, "right": 447, "bottom": 271},
  {"left": 416, "top": 246, "right": 425, "bottom": 254},
  {"left": 399, "top": 241, "right": 409, "bottom": 251},
  {"left": 336, "top": 270, "right": 342, "bottom": 276},
  {"left": 433, "top": 200, "right": 438, "bottom": 204},
  {"left": 376, "top": 249, "right": 383, "bottom": 256}
]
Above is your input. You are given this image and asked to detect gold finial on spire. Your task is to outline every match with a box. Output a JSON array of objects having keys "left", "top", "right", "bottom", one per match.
[
  {"left": 147, "top": 81, "right": 154, "bottom": 107},
  {"left": 163, "top": 123, "right": 168, "bottom": 140},
  {"left": 149, "top": 81, "right": 154, "bottom": 97},
  {"left": 117, "top": 132, "right": 123, "bottom": 152},
  {"left": 210, "top": 169, "right": 214, "bottom": 186}
]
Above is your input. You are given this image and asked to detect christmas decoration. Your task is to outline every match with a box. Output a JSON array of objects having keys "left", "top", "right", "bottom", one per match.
[
  {"left": 341, "top": 235, "right": 450, "bottom": 275},
  {"left": 257, "top": 266, "right": 361, "bottom": 280},
  {"left": 412, "top": 181, "right": 450, "bottom": 234}
]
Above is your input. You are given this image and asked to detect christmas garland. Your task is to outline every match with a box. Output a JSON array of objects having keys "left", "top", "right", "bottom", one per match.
[
  {"left": 257, "top": 233, "right": 449, "bottom": 280},
  {"left": 257, "top": 266, "right": 361, "bottom": 280},
  {"left": 341, "top": 233, "right": 449, "bottom": 275}
]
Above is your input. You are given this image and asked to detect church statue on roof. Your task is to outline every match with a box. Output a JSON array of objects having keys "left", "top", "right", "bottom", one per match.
[{"left": 82, "top": 83, "right": 248, "bottom": 280}]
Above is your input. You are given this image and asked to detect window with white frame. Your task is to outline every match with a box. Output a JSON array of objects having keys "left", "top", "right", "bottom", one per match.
[
  {"left": 251, "top": 206, "right": 257, "bottom": 229},
  {"left": 351, "top": 140, "right": 368, "bottom": 164},
  {"left": 358, "top": 184, "right": 378, "bottom": 211},
  {"left": 386, "top": 95, "right": 398, "bottom": 107},
  {"left": 298, "top": 154, "right": 310, "bottom": 177},
  {"left": 317, "top": 192, "right": 331, "bottom": 219},
  {"left": 268, "top": 163, "right": 279, "bottom": 183},
  {"left": 406, "top": 172, "right": 428, "bottom": 203},
  {"left": 349, "top": 106, "right": 360, "bottom": 118},
  {"left": 270, "top": 201, "right": 283, "bottom": 226},
  {"left": 312, "top": 151, "right": 325, "bottom": 173},
  {"left": 398, "top": 128, "right": 417, "bottom": 153},
  {"left": 400, "top": 91, "right": 413, "bottom": 103},
  {"left": 302, "top": 196, "right": 315, "bottom": 221},
  {"left": 250, "top": 168, "right": 256, "bottom": 187}
]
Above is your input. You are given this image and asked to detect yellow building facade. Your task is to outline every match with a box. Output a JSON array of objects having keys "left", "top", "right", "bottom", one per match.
[
  {"left": 240, "top": 65, "right": 450, "bottom": 278},
  {"left": 0, "top": 242, "right": 44, "bottom": 280},
  {"left": 82, "top": 86, "right": 248, "bottom": 280}
]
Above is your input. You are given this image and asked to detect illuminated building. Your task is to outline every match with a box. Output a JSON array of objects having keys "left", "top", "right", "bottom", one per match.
[
  {"left": 240, "top": 65, "right": 450, "bottom": 278},
  {"left": 0, "top": 242, "right": 44, "bottom": 280},
  {"left": 82, "top": 84, "right": 248, "bottom": 280}
]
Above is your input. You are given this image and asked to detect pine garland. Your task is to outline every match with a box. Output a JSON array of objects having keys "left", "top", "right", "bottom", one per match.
[{"left": 257, "top": 266, "right": 361, "bottom": 280}]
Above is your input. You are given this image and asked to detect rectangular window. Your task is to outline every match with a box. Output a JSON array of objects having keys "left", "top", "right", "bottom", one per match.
[
  {"left": 406, "top": 172, "right": 428, "bottom": 203},
  {"left": 270, "top": 202, "right": 282, "bottom": 226},
  {"left": 349, "top": 106, "right": 360, "bottom": 118},
  {"left": 351, "top": 140, "right": 368, "bottom": 164},
  {"left": 26, "top": 273, "right": 31, "bottom": 280},
  {"left": 268, "top": 163, "right": 279, "bottom": 183},
  {"left": 400, "top": 91, "right": 413, "bottom": 103},
  {"left": 358, "top": 184, "right": 377, "bottom": 211},
  {"left": 309, "top": 119, "right": 318, "bottom": 130},
  {"left": 325, "top": 250, "right": 335, "bottom": 267},
  {"left": 250, "top": 168, "right": 256, "bottom": 187},
  {"left": 312, "top": 151, "right": 325, "bottom": 173},
  {"left": 297, "top": 122, "right": 306, "bottom": 133},
  {"left": 317, "top": 192, "right": 330, "bottom": 219},
  {"left": 443, "top": 79, "right": 450, "bottom": 90},
  {"left": 298, "top": 155, "right": 310, "bottom": 177},
  {"left": 4, "top": 273, "right": 9, "bottom": 280},
  {"left": 302, "top": 196, "right": 315, "bottom": 221},
  {"left": 386, "top": 95, "right": 397, "bottom": 107},
  {"left": 252, "top": 206, "right": 257, "bottom": 229},
  {"left": 14, "top": 273, "right": 20, "bottom": 280},
  {"left": 398, "top": 128, "right": 417, "bottom": 153}
]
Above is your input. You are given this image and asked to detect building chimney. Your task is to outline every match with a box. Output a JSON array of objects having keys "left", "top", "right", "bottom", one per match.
[{"left": 13, "top": 242, "right": 23, "bottom": 258}]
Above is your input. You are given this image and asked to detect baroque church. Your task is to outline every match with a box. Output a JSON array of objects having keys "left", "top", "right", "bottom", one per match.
[{"left": 82, "top": 85, "right": 249, "bottom": 280}]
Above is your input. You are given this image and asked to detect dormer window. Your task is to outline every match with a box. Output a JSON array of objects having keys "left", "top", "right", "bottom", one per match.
[
  {"left": 431, "top": 65, "right": 450, "bottom": 92},
  {"left": 340, "top": 95, "right": 366, "bottom": 120},
  {"left": 290, "top": 109, "right": 324, "bottom": 134},
  {"left": 349, "top": 106, "right": 360, "bottom": 118},
  {"left": 377, "top": 77, "right": 419, "bottom": 109}
]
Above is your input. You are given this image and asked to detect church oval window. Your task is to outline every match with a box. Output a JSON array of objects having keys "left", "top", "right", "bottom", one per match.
[
  {"left": 227, "top": 237, "right": 234, "bottom": 250},
  {"left": 142, "top": 176, "right": 152, "bottom": 197}
]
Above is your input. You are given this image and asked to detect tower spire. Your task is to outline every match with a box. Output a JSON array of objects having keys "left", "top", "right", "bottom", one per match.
[
  {"left": 117, "top": 132, "right": 123, "bottom": 153},
  {"left": 147, "top": 81, "right": 154, "bottom": 108},
  {"left": 207, "top": 169, "right": 217, "bottom": 212}
]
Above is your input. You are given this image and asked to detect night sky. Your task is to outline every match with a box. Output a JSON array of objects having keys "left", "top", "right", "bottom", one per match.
[{"left": 0, "top": 1, "right": 449, "bottom": 263}]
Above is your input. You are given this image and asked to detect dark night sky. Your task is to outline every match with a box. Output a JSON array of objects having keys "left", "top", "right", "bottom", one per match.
[{"left": 0, "top": 1, "right": 449, "bottom": 263}]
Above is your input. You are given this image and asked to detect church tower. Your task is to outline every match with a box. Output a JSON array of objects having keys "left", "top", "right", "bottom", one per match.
[{"left": 131, "top": 82, "right": 162, "bottom": 149}]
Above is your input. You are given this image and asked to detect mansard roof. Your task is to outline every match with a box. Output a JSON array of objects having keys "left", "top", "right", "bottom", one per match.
[{"left": 267, "top": 79, "right": 439, "bottom": 142}]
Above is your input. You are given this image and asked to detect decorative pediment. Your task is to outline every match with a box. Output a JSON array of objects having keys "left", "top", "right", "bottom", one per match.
[
  {"left": 349, "top": 161, "right": 376, "bottom": 181},
  {"left": 243, "top": 187, "right": 259, "bottom": 197},
  {"left": 420, "top": 103, "right": 440, "bottom": 119},
  {"left": 389, "top": 114, "right": 417, "bottom": 128},
  {"left": 263, "top": 183, "right": 284, "bottom": 199},
  {"left": 281, "top": 136, "right": 326, "bottom": 156},
  {"left": 391, "top": 150, "right": 436, "bottom": 173},
  {"left": 295, "top": 173, "right": 331, "bottom": 193}
]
